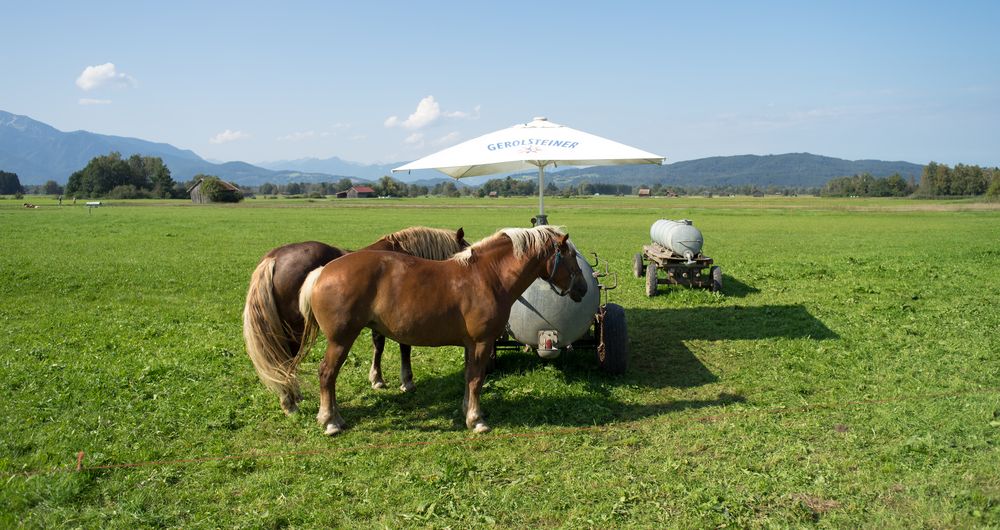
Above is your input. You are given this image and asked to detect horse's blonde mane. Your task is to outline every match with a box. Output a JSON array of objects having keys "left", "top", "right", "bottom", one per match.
[
  {"left": 451, "top": 226, "right": 567, "bottom": 266},
  {"left": 380, "top": 226, "right": 464, "bottom": 261}
]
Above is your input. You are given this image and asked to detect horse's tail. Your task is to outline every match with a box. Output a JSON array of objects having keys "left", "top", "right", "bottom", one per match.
[
  {"left": 295, "top": 266, "right": 326, "bottom": 366},
  {"left": 243, "top": 257, "right": 300, "bottom": 408}
]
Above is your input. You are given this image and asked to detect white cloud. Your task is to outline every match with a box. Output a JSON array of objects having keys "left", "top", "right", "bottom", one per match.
[
  {"left": 404, "top": 132, "right": 424, "bottom": 145},
  {"left": 386, "top": 97, "right": 481, "bottom": 131},
  {"left": 445, "top": 105, "right": 482, "bottom": 119},
  {"left": 78, "top": 98, "right": 112, "bottom": 105},
  {"left": 433, "top": 131, "right": 461, "bottom": 146},
  {"left": 385, "top": 96, "right": 441, "bottom": 130},
  {"left": 276, "top": 130, "right": 316, "bottom": 142},
  {"left": 210, "top": 129, "right": 250, "bottom": 144},
  {"left": 76, "top": 63, "right": 136, "bottom": 91}
]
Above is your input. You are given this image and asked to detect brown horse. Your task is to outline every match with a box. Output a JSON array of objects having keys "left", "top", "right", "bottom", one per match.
[
  {"left": 243, "top": 227, "right": 468, "bottom": 414},
  {"left": 297, "top": 226, "right": 588, "bottom": 435}
]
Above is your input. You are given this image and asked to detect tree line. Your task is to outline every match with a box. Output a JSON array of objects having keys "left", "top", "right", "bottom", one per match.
[
  {"left": 822, "top": 173, "right": 916, "bottom": 197},
  {"left": 821, "top": 163, "right": 999, "bottom": 198},
  {"left": 917, "top": 162, "right": 999, "bottom": 198},
  {"left": 5, "top": 155, "right": 999, "bottom": 200},
  {"left": 65, "top": 152, "right": 178, "bottom": 198}
]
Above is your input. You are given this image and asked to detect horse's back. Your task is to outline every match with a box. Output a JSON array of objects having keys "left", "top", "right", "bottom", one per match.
[
  {"left": 267, "top": 241, "right": 347, "bottom": 325},
  {"left": 313, "top": 250, "right": 466, "bottom": 342}
]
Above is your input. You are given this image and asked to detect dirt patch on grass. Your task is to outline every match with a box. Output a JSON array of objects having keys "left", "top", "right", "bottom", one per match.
[{"left": 791, "top": 493, "right": 843, "bottom": 514}]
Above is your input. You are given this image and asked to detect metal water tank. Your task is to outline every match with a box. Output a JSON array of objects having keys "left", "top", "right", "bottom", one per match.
[
  {"left": 507, "top": 253, "right": 600, "bottom": 358},
  {"left": 650, "top": 219, "right": 704, "bottom": 261}
]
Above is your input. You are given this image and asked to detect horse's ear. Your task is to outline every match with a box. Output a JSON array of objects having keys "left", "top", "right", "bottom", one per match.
[
  {"left": 558, "top": 233, "right": 570, "bottom": 249},
  {"left": 456, "top": 227, "right": 464, "bottom": 241},
  {"left": 467, "top": 247, "right": 476, "bottom": 262}
]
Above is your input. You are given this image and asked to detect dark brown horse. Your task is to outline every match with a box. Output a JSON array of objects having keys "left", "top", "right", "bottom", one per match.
[
  {"left": 297, "top": 226, "right": 588, "bottom": 435},
  {"left": 243, "top": 227, "right": 468, "bottom": 414}
]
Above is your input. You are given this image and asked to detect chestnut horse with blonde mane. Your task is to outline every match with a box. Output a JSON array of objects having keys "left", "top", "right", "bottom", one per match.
[
  {"left": 297, "top": 225, "right": 588, "bottom": 435},
  {"left": 243, "top": 226, "right": 468, "bottom": 414}
]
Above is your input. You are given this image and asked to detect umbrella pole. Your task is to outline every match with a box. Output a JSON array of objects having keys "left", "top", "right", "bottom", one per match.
[{"left": 535, "top": 165, "right": 548, "bottom": 226}]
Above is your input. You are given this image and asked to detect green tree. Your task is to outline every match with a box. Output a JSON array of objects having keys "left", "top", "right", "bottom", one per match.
[
  {"left": 335, "top": 178, "right": 354, "bottom": 192},
  {"left": 42, "top": 180, "right": 63, "bottom": 195},
  {"left": 375, "top": 175, "right": 404, "bottom": 197},
  {"left": 63, "top": 152, "right": 171, "bottom": 198},
  {"left": 986, "top": 169, "right": 1000, "bottom": 200},
  {"left": 145, "top": 157, "right": 175, "bottom": 198},
  {"left": 0, "top": 171, "right": 24, "bottom": 194}
]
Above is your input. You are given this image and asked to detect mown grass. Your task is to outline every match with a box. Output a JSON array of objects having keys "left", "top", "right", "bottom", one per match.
[{"left": 1, "top": 195, "right": 998, "bottom": 527}]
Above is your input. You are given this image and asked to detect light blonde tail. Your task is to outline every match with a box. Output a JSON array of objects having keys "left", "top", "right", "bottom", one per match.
[
  {"left": 296, "top": 266, "right": 325, "bottom": 363},
  {"left": 243, "top": 257, "right": 299, "bottom": 406}
]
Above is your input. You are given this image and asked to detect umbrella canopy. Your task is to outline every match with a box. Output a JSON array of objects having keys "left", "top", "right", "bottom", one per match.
[{"left": 393, "top": 117, "right": 664, "bottom": 223}]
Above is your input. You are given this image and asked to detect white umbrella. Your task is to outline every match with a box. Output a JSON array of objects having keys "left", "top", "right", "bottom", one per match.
[{"left": 393, "top": 117, "right": 664, "bottom": 224}]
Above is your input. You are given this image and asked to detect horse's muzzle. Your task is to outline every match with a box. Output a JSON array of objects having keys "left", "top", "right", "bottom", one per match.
[{"left": 568, "top": 275, "right": 588, "bottom": 302}]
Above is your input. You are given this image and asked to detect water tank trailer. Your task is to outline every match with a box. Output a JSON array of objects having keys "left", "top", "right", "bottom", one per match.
[
  {"left": 633, "top": 219, "right": 722, "bottom": 296},
  {"left": 501, "top": 233, "right": 630, "bottom": 374}
]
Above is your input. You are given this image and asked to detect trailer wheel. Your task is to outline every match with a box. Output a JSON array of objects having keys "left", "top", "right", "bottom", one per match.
[
  {"left": 645, "top": 263, "right": 658, "bottom": 297},
  {"left": 632, "top": 252, "right": 645, "bottom": 278},
  {"left": 596, "top": 303, "right": 628, "bottom": 374},
  {"left": 710, "top": 266, "right": 723, "bottom": 293}
]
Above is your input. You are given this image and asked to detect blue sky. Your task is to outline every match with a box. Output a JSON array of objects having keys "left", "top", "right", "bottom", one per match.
[{"left": 2, "top": 1, "right": 998, "bottom": 166}]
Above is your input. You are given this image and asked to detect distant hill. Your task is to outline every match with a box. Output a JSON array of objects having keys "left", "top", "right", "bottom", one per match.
[
  {"left": 0, "top": 110, "right": 343, "bottom": 185},
  {"left": 544, "top": 153, "right": 924, "bottom": 189},
  {"left": 257, "top": 156, "right": 398, "bottom": 180},
  {"left": 1, "top": 110, "right": 925, "bottom": 189}
]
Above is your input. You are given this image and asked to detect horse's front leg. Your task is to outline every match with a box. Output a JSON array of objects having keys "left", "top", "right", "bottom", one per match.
[
  {"left": 399, "top": 343, "right": 415, "bottom": 393},
  {"left": 463, "top": 341, "right": 493, "bottom": 433},
  {"left": 369, "top": 331, "right": 387, "bottom": 389},
  {"left": 317, "top": 339, "right": 352, "bottom": 436}
]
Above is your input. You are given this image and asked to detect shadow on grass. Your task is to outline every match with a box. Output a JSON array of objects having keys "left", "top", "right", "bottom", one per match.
[
  {"left": 339, "top": 303, "right": 835, "bottom": 431},
  {"left": 644, "top": 273, "right": 759, "bottom": 298},
  {"left": 718, "top": 274, "right": 759, "bottom": 298}
]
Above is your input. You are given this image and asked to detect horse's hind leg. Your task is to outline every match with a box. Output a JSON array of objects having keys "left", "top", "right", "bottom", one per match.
[
  {"left": 369, "top": 332, "right": 387, "bottom": 390},
  {"left": 399, "top": 343, "right": 415, "bottom": 393},
  {"left": 463, "top": 342, "right": 493, "bottom": 433},
  {"left": 317, "top": 336, "right": 356, "bottom": 436},
  {"left": 279, "top": 338, "right": 305, "bottom": 414}
]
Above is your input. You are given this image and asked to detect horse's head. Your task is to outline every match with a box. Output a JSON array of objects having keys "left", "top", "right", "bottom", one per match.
[
  {"left": 545, "top": 233, "right": 588, "bottom": 302},
  {"left": 455, "top": 227, "right": 470, "bottom": 250}
]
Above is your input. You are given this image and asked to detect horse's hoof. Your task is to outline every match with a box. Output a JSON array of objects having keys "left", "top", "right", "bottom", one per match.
[
  {"left": 371, "top": 381, "right": 387, "bottom": 390},
  {"left": 472, "top": 422, "right": 491, "bottom": 434},
  {"left": 323, "top": 423, "right": 343, "bottom": 436},
  {"left": 400, "top": 381, "right": 415, "bottom": 393}
]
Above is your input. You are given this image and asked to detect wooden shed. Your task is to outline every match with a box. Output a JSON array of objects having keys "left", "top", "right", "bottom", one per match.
[
  {"left": 187, "top": 177, "right": 242, "bottom": 204},
  {"left": 637, "top": 188, "right": 651, "bottom": 197},
  {"left": 345, "top": 186, "right": 376, "bottom": 198}
]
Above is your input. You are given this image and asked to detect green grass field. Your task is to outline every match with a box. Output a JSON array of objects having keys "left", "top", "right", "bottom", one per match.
[{"left": 2, "top": 195, "right": 998, "bottom": 527}]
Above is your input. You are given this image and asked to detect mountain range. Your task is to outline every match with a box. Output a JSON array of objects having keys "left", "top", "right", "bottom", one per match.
[
  {"left": 1, "top": 110, "right": 924, "bottom": 188},
  {"left": 543, "top": 153, "right": 923, "bottom": 189}
]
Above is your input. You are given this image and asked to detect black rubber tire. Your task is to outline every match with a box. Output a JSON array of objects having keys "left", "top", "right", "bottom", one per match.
[
  {"left": 596, "top": 303, "right": 629, "bottom": 375},
  {"left": 633, "top": 252, "right": 645, "bottom": 278},
  {"left": 645, "top": 263, "right": 658, "bottom": 297},
  {"left": 710, "top": 266, "right": 723, "bottom": 293}
]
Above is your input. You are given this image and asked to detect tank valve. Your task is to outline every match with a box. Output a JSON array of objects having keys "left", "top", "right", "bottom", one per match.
[{"left": 536, "top": 330, "right": 560, "bottom": 359}]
